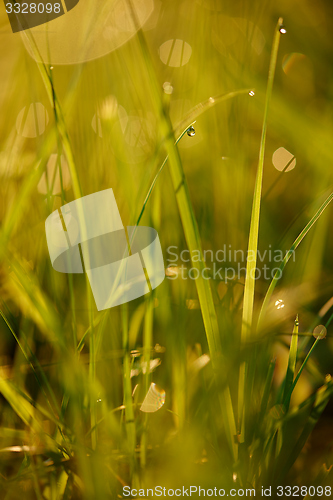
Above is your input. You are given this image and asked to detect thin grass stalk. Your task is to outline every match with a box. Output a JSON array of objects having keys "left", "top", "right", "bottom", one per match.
[
  {"left": 0, "top": 308, "right": 60, "bottom": 417},
  {"left": 122, "top": 303, "right": 137, "bottom": 476},
  {"left": 49, "top": 66, "right": 78, "bottom": 350},
  {"left": 283, "top": 336, "right": 321, "bottom": 407},
  {"left": 135, "top": 90, "right": 252, "bottom": 228},
  {"left": 238, "top": 18, "right": 284, "bottom": 440},
  {"left": 140, "top": 296, "right": 154, "bottom": 469},
  {"left": 276, "top": 378, "right": 333, "bottom": 483},
  {"left": 24, "top": 33, "right": 100, "bottom": 451},
  {"left": 257, "top": 190, "right": 333, "bottom": 331},
  {"left": 282, "top": 316, "right": 299, "bottom": 411}
]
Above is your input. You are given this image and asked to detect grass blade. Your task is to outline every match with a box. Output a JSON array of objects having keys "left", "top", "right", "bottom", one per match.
[
  {"left": 258, "top": 358, "right": 276, "bottom": 428},
  {"left": 239, "top": 18, "right": 284, "bottom": 439},
  {"left": 241, "top": 18, "right": 283, "bottom": 342},
  {"left": 130, "top": 15, "right": 238, "bottom": 460},
  {"left": 276, "top": 377, "right": 333, "bottom": 483},
  {"left": 283, "top": 335, "right": 322, "bottom": 408},
  {"left": 257, "top": 190, "right": 333, "bottom": 330},
  {"left": 282, "top": 316, "right": 299, "bottom": 411}
]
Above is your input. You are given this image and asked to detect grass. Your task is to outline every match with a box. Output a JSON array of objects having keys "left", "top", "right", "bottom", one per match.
[{"left": 0, "top": 1, "right": 333, "bottom": 498}]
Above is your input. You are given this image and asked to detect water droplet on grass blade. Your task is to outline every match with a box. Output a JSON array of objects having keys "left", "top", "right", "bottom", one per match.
[
  {"left": 313, "top": 325, "right": 327, "bottom": 340},
  {"left": 187, "top": 126, "right": 195, "bottom": 137},
  {"left": 163, "top": 82, "right": 174, "bottom": 95},
  {"left": 249, "top": 90, "right": 255, "bottom": 96},
  {"left": 279, "top": 25, "right": 287, "bottom": 34},
  {"left": 140, "top": 382, "right": 165, "bottom": 413},
  {"left": 275, "top": 299, "right": 285, "bottom": 310}
]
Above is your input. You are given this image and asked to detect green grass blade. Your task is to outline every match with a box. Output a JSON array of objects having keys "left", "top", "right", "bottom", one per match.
[
  {"left": 239, "top": 17, "right": 284, "bottom": 440},
  {"left": 140, "top": 296, "right": 154, "bottom": 468},
  {"left": 0, "top": 375, "right": 57, "bottom": 450},
  {"left": 6, "top": 255, "right": 65, "bottom": 349},
  {"left": 258, "top": 358, "right": 276, "bottom": 429},
  {"left": 121, "top": 304, "right": 137, "bottom": 474},
  {"left": 132, "top": 20, "right": 238, "bottom": 460},
  {"left": 241, "top": 18, "right": 283, "bottom": 343},
  {"left": 282, "top": 316, "right": 299, "bottom": 411},
  {"left": 276, "top": 377, "right": 333, "bottom": 483},
  {"left": 0, "top": 307, "right": 61, "bottom": 419},
  {"left": 257, "top": 190, "right": 333, "bottom": 331},
  {"left": 283, "top": 336, "right": 322, "bottom": 408},
  {"left": 135, "top": 90, "right": 251, "bottom": 228}
]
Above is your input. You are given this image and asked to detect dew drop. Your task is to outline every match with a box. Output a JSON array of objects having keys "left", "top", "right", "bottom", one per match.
[
  {"left": 249, "top": 90, "right": 255, "bottom": 96},
  {"left": 313, "top": 325, "right": 327, "bottom": 340},
  {"left": 279, "top": 25, "right": 287, "bottom": 34},
  {"left": 187, "top": 126, "right": 195, "bottom": 137},
  {"left": 163, "top": 81, "right": 173, "bottom": 95},
  {"left": 275, "top": 299, "right": 285, "bottom": 310}
]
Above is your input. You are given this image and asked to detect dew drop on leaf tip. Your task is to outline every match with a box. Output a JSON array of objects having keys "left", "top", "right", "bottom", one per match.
[{"left": 187, "top": 126, "right": 195, "bottom": 137}]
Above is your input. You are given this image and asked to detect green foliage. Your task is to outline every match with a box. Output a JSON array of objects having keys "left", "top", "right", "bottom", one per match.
[{"left": 0, "top": 1, "right": 333, "bottom": 498}]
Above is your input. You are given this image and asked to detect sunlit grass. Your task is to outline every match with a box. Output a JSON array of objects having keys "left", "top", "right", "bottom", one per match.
[{"left": 0, "top": 1, "right": 333, "bottom": 498}]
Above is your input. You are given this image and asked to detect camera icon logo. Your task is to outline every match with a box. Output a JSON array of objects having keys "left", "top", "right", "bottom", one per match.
[{"left": 45, "top": 189, "right": 165, "bottom": 310}]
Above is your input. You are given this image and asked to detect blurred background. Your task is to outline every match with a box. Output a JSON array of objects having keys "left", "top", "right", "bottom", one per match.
[{"left": 0, "top": 0, "right": 333, "bottom": 497}]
